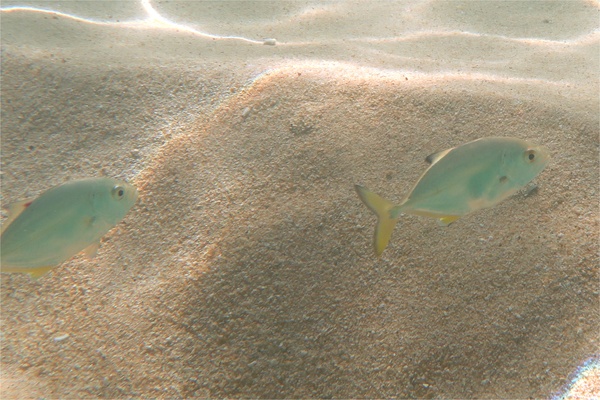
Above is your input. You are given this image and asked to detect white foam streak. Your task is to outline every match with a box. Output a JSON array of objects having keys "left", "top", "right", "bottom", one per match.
[
  {"left": 0, "top": 0, "right": 264, "bottom": 44},
  {"left": 354, "top": 29, "right": 600, "bottom": 48},
  {"left": 2, "top": 1, "right": 597, "bottom": 48}
]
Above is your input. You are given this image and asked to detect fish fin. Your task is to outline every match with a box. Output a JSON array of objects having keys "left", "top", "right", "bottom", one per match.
[
  {"left": 82, "top": 241, "right": 101, "bottom": 258},
  {"left": 1, "top": 198, "right": 35, "bottom": 233},
  {"left": 355, "top": 185, "right": 399, "bottom": 256},
  {"left": 28, "top": 266, "right": 56, "bottom": 279},
  {"left": 437, "top": 215, "right": 460, "bottom": 226},
  {"left": 425, "top": 148, "right": 452, "bottom": 165}
]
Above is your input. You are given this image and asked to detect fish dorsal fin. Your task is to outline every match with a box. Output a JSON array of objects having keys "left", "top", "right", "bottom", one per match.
[
  {"left": 82, "top": 241, "right": 101, "bottom": 258},
  {"left": 1, "top": 198, "right": 35, "bottom": 234},
  {"left": 425, "top": 148, "right": 452, "bottom": 165}
]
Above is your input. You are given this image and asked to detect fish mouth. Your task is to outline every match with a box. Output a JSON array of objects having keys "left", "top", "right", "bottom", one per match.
[
  {"left": 536, "top": 145, "right": 551, "bottom": 167},
  {"left": 127, "top": 183, "right": 139, "bottom": 203}
]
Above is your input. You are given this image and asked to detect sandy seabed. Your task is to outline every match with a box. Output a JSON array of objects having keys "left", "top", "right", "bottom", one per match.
[{"left": 1, "top": 50, "right": 599, "bottom": 398}]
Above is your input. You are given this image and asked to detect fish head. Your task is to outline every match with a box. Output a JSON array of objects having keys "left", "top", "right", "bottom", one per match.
[
  {"left": 505, "top": 140, "right": 550, "bottom": 187},
  {"left": 91, "top": 178, "right": 138, "bottom": 224}
]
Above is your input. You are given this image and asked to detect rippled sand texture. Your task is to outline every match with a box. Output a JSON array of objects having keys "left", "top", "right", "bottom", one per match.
[
  {"left": 1, "top": 0, "right": 599, "bottom": 399},
  {"left": 2, "top": 64, "right": 598, "bottom": 398}
]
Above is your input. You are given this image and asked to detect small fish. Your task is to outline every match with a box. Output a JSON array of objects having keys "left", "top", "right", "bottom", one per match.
[
  {"left": 355, "top": 137, "right": 550, "bottom": 256},
  {"left": 1, "top": 178, "right": 138, "bottom": 278}
]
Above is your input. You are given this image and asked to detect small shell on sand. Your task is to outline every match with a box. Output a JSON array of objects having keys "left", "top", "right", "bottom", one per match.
[{"left": 53, "top": 334, "right": 70, "bottom": 342}]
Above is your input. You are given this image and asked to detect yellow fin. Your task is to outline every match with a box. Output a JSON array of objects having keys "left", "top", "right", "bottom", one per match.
[
  {"left": 355, "top": 185, "right": 399, "bottom": 256},
  {"left": 437, "top": 215, "right": 460, "bottom": 226},
  {"left": 28, "top": 265, "right": 55, "bottom": 279},
  {"left": 1, "top": 198, "right": 35, "bottom": 234},
  {"left": 425, "top": 148, "right": 452, "bottom": 165},
  {"left": 82, "top": 241, "right": 100, "bottom": 258}
]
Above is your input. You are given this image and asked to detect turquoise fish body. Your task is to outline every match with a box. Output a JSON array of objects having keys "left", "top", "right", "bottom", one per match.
[
  {"left": 1, "top": 178, "right": 138, "bottom": 278},
  {"left": 355, "top": 137, "right": 550, "bottom": 256}
]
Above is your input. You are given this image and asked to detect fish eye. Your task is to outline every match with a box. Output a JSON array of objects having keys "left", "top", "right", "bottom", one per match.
[
  {"left": 112, "top": 185, "right": 126, "bottom": 200},
  {"left": 525, "top": 150, "right": 536, "bottom": 162}
]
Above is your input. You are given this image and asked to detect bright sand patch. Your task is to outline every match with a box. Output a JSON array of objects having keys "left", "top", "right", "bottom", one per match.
[
  {"left": 1, "top": 62, "right": 598, "bottom": 398},
  {"left": 559, "top": 358, "right": 600, "bottom": 400}
]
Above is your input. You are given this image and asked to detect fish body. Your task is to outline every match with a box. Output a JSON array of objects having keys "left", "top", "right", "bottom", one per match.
[
  {"left": 1, "top": 178, "right": 138, "bottom": 278},
  {"left": 355, "top": 137, "right": 550, "bottom": 256}
]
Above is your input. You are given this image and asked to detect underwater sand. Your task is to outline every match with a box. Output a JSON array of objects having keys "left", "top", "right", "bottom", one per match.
[{"left": 1, "top": 1, "right": 599, "bottom": 398}]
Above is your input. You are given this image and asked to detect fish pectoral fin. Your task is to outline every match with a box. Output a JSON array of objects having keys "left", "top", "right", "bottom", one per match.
[
  {"left": 82, "top": 242, "right": 101, "bottom": 258},
  {"left": 437, "top": 215, "right": 460, "bottom": 226},
  {"left": 28, "top": 266, "right": 56, "bottom": 279},
  {"left": 1, "top": 198, "right": 35, "bottom": 233}
]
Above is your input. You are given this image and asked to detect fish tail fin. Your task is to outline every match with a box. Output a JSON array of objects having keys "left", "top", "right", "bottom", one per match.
[{"left": 354, "top": 185, "right": 399, "bottom": 256}]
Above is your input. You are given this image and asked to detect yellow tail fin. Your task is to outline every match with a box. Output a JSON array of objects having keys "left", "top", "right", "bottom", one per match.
[{"left": 354, "top": 185, "right": 399, "bottom": 256}]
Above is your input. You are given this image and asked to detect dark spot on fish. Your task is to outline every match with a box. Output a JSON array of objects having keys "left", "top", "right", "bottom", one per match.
[
  {"left": 529, "top": 153, "right": 535, "bottom": 160},
  {"left": 499, "top": 176, "right": 507, "bottom": 183}
]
